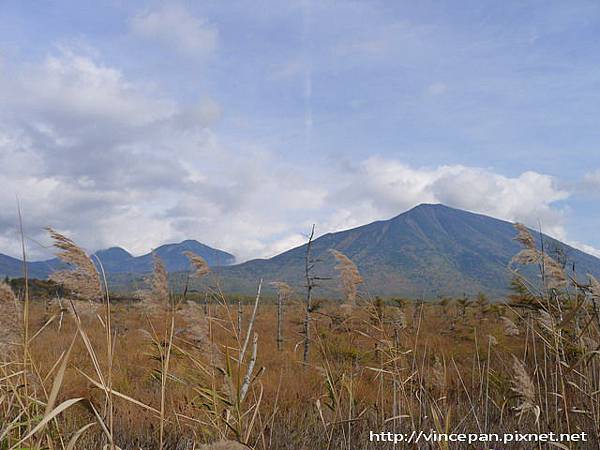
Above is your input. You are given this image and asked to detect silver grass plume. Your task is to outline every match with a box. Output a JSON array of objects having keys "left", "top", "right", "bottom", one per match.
[
  {"left": 139, "top": 253, "right": 169, "bottom": 311},
  {"left": 511, "top": 223, "right": 567, "bottom": 289},
  {"left": 178, "top": 300, "right": 209, "bottom": 347},
  {"left": 541, "top": 254, "right": 567, "bottom": 290},
  {"left": 270, "top": 281, "right": 293, "bottom": 299},
  {"left": 0, "top": 280, "right": 22, "bottom": 354},
  {"left": 46, "top": 227, "right": 103, "bottom": 301},
  {"left": 181, "top": 251, "right": 211, "bottom": 341},
  {"left": 589, "top": 274, "right": 600, "bottom": 298},
  {"left": 180, "top": 252, "right": 220, "bottom": 362},
  {"left": 391, "top": 307, "right": 407, "bottom": 329},
  {"left": 502, "top": 316, "right": 520, "bottom": 336},
  {"left": 511, "top": 356, "right": 540, "bottom": 422},
  {"left": 330, "top": 249, "right": 363, "bottom": 307},
  {"left": 587, "top": 275, "right": 600, "bottom": 334},
  {"left": 432, "top": 355, "right": 446, "bottom": 392},
  {"left": 514, "top": 223, "right": 537, "bottom": 250},
  {"left": 184, "top": 251, "right": 211, "bottom": 278},
  {"left": 536, "top": 310, "right": 555, "bottom": 334}
]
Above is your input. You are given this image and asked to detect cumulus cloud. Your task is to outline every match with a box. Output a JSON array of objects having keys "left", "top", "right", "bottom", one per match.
[
  {"left": 131, "top": 4, "right": 217, "bottom": 57},
  {"left": 327, "top": 157, "right": 570, "bottom": 240}
]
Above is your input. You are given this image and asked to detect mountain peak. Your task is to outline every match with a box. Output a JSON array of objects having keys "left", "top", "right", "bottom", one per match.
[
  {"left": 178, "top": 239, "right": 207, "bottom": 248},
  {"left": 388, "top": 203, "right": 452, "bottom": 221},
  {"left": 407, "top": 203, "right": 458, "bottom": 213},
  {"left": 413, "top": 202, "right": 445, "bottom": 209},
  {"left": 95, "top": 247, "right": 132, "bottom": 258}
]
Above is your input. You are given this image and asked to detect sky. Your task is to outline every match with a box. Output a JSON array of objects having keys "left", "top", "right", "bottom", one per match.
[{"left": 1, "top": 0, "right": 599, "bottom": 262}]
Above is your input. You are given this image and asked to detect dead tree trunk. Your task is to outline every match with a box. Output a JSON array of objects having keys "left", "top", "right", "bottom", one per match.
[
  {"left": 302, "top": 225, "right": 316, "bottom": 364},
  {"left": 277, "top": 292, "right": 284, "bottom": 351},
  {"left": 270, "top": 281, "right": 292, "bottom": 352},
  {"left": 237, "top": 300, "right": 242, "bottom": 338}
]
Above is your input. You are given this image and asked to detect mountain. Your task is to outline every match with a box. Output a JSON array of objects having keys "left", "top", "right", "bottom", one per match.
[
  {"left": 96, "top": 240, "right": 236, "bottom": 273},
  {"left": 0, "top": 253, "right": 27, "bottom": 278},
  {"left": 213, "top": 204, "right": 600, "bottom": 299},
  {"left": 0, "top": 240, "right": 235, "bottom": 279},
  {"left": 0, "top": 253, "right": 64, "bottom": 279}
]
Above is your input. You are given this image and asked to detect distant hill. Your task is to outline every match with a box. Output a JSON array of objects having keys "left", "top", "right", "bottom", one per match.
[
  {"left": 0, "top": 240, "right": 235, "bottom": 279},
  {"left": 94, "top": 240, "right": 235, "bottom": 273},
  {"left": 212, "top": 204, "right": 600, "bottom": 299},
  {"left": 0, "top": 253, "right": 64, "bottom": 279}
]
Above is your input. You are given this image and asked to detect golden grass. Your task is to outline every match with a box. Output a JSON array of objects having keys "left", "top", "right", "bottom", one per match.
[{"left": 1, "top": 296, "right": 597, "bottom": 448}]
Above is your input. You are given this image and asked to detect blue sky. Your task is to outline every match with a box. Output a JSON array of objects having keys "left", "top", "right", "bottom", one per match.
[{"left": 0, "top": 0, "right": 599, "bottom": 261}]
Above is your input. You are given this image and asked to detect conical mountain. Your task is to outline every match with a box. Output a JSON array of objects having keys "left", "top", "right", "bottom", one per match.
[{"left": 218, "top": 204, "right": 600, "bottom": 298}]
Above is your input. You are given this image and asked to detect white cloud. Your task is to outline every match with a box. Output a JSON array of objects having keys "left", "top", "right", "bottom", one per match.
[
  {"left": 131, "top": 4, "right": 217, "bottom": 57},
  {"left": 328, "top": 157, "right": 570, "bottom": 240}
]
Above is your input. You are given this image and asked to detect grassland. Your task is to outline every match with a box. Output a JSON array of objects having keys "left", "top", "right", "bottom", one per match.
[{"left": 1, "top": 225, "right": 600, "bottom": 449}]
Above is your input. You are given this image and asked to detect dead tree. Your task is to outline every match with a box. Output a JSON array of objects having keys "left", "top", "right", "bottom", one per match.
[
  {"left": 302, "top": 225, "right": 316, "bottom": 364},
  {"left": 271, "top": 282, "right": 292, "bottom": 351},
  {"left": 300, "top": 225, "right": 330, "bottom": 363},
  {"left": 237, "top": 299, "right": 242, "bottom": 338}
]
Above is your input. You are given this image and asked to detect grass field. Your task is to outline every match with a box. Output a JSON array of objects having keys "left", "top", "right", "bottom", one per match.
[{"left": 1, "top": 225, "right": 600, "bottom": 449}]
